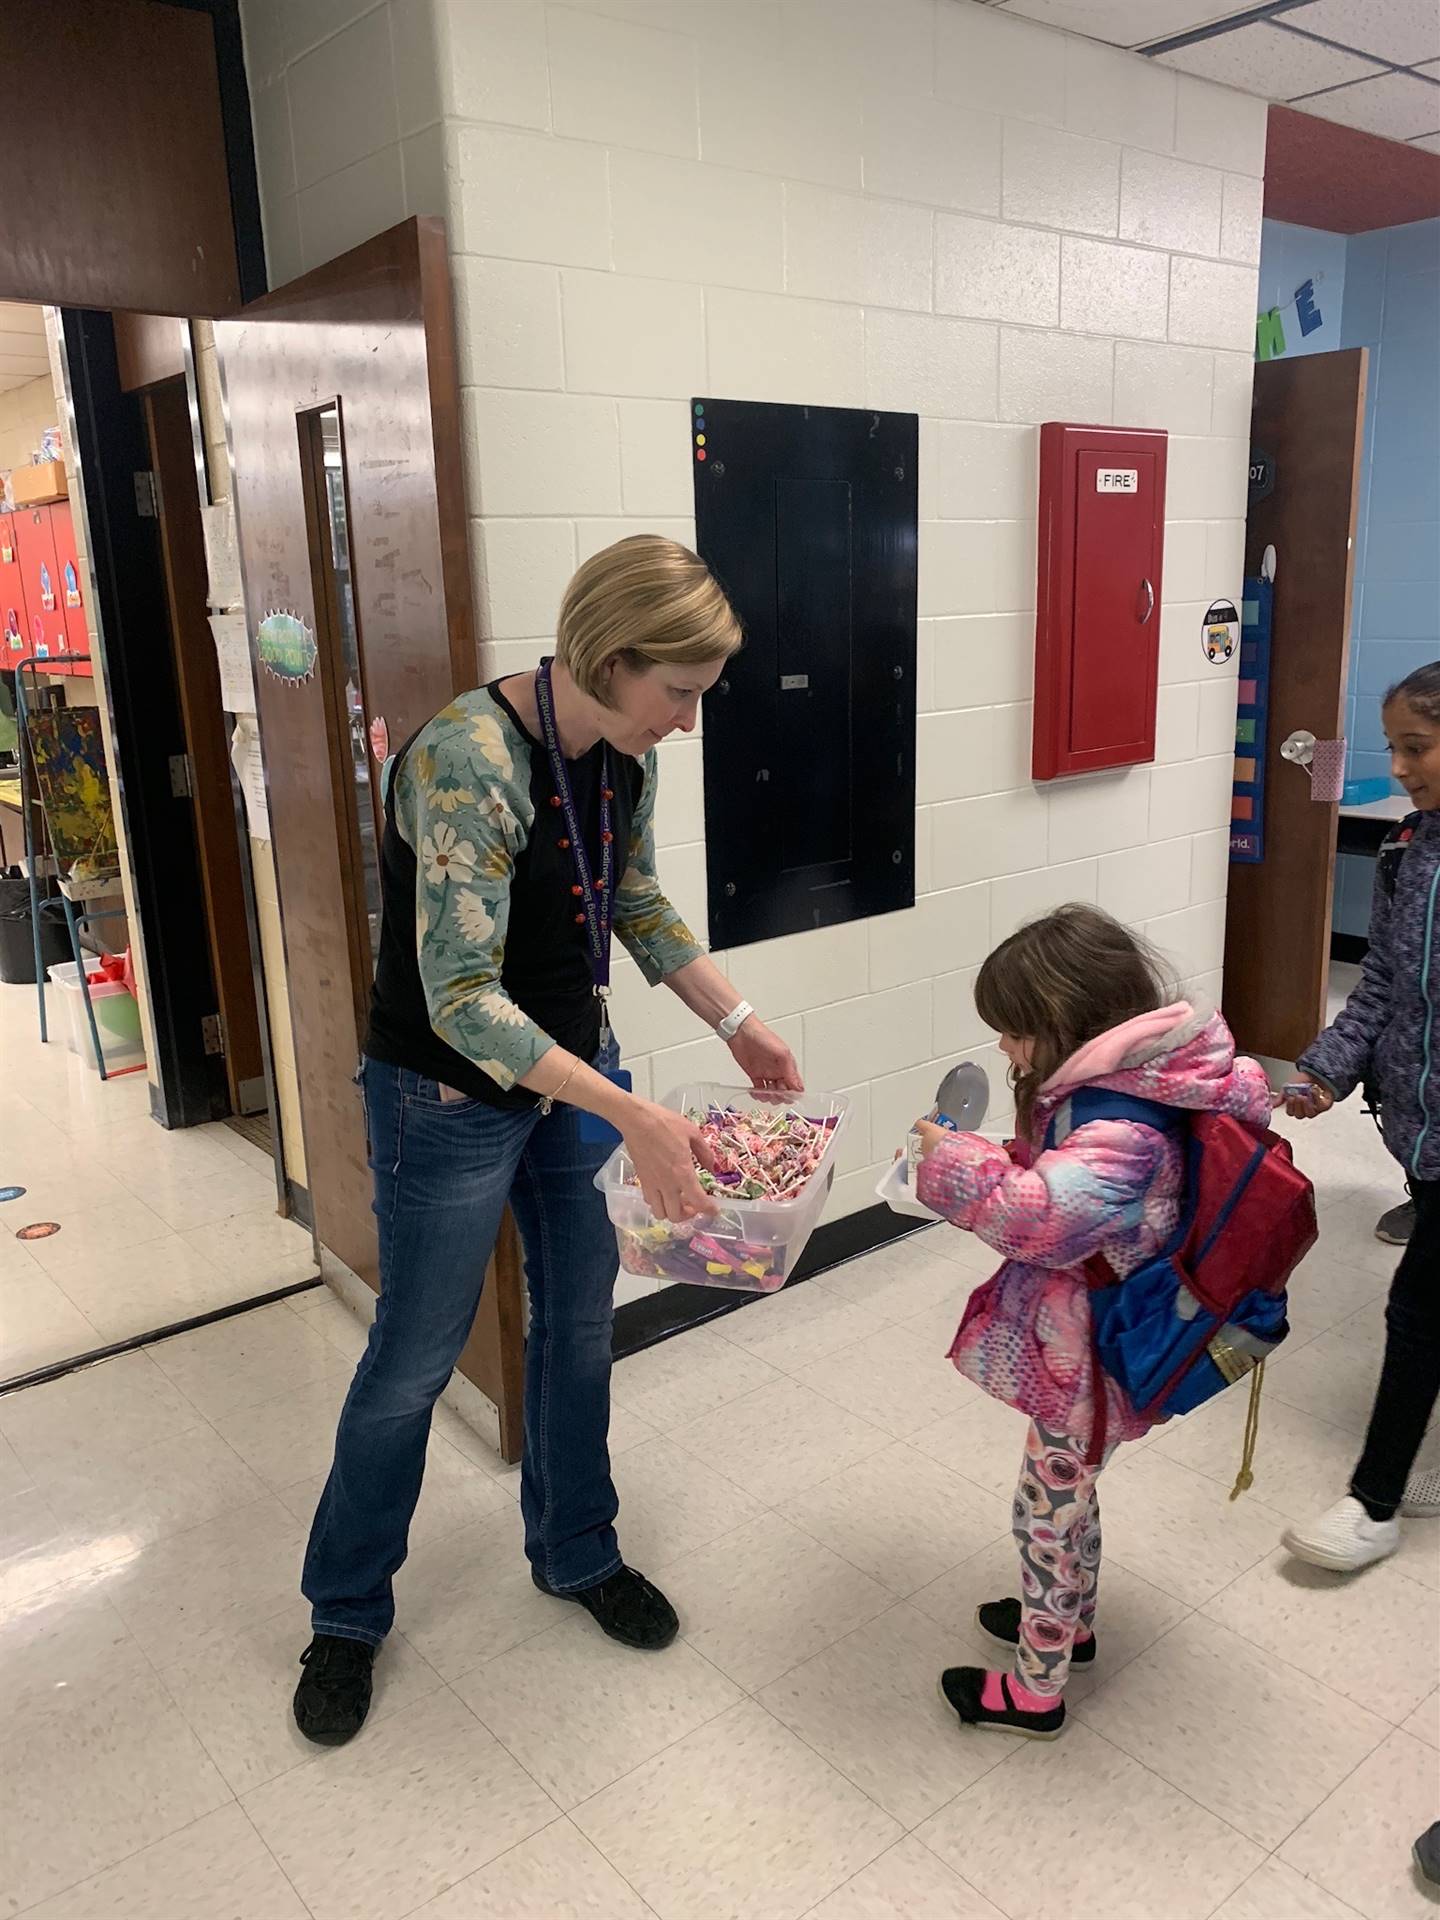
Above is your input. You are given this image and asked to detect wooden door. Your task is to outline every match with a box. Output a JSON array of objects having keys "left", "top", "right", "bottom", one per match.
[
  {"left": 216, "top": 218, "right": 523, "bottom": 1451},
  {"left": 145, "top": 376, "right": 267, "bottom": 1115},
  {"left": 0, "top": 0, "right": 239, "bottom": 315},
  {"left": 1223, "top": 350, "right": 1367, "bottom": 1062}
]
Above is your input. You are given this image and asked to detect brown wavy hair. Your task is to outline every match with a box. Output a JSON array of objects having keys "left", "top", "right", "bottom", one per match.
[{"left": 975, "top": 904, "right": 1173, "bottom": 1134}]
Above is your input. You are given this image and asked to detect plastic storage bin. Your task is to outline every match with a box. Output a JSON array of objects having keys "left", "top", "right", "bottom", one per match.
[
  {"left": 596, "top": 1082, "right": 851, "bottom": 1292},
  {"left": 875, "top": 1129, "right": 1015, "bottom": 1223},
  {"left": 46, "top": 956, "right": 102, "bottom": 1052},
  {"left": 47, "top": 958, "right": 145, "bottom": 1072}
]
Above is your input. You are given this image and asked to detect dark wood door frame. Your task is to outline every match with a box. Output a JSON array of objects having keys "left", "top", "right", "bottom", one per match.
[
  {"left": 62, "top": 309, "right": 230, "bottom": 1127},
  {"left": 1223, "top": 349, "right": 1368, "bottom": 1062},
  {"left": 145, "top": 374, "right": 268, "bottom": 1114}
]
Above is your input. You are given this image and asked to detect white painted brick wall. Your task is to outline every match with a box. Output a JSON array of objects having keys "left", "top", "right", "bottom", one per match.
[{"left": 238, "top": 0, "right": 1266, "bottom": 1235}]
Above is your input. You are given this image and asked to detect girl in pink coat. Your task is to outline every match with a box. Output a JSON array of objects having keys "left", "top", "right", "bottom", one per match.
[{"left": 912, "top": 905, "right": 1271, "bottom": 1740}]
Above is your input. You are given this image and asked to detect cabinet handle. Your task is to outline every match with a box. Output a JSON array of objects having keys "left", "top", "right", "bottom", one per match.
[{"left": 1137, "top": 577, "right": 1155, "bottom": 625}]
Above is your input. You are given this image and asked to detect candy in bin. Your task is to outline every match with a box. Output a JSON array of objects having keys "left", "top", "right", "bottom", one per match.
[
  {"left": 598, "top": 1081, "right": 852, "bottom": 1296},
  {"left": 615, "top": 1223, "right": 786, "bottom": 1292}
]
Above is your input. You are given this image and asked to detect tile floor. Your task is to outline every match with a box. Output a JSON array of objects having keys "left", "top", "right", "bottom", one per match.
[
  {"left": 0, "top": 979, "right": 317, "bottom": 1379},
  {"left": 2, "top": 971, "right": 1438, "bottom": 1917}
]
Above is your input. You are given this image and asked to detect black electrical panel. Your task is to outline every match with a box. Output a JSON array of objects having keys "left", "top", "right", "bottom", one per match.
[{"left": 692, "top": 397, "right": 917, "bottom": 950}]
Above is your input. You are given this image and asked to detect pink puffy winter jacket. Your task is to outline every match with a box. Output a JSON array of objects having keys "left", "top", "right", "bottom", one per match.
[{"left": 915, "top": 1001, "right": 1273, "bottom": 1452}]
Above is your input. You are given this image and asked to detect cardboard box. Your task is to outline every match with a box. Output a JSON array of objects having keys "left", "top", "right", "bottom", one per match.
[{"left": 11, "top": 461, "right": 67, "bottom": 507}]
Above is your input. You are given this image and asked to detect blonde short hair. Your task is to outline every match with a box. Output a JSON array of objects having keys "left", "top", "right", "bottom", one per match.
[{"left": 556, "top": 535, "right": 742, "bottom": 703}]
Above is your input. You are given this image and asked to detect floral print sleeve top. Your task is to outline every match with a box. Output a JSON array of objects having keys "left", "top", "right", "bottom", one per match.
[{"left": 371, "top": 686, "right": 701, "bottom": 1102}]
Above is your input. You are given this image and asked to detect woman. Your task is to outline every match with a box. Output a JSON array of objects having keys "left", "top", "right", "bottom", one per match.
[{"left": 295, "top": 537, "right": 800, "bottom": 1745}]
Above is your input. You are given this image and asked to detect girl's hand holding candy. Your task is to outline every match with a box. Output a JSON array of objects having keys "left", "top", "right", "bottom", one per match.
[
  {"left": 1278, "top": 1073, "right": 1334, "bottom": 1119},
  {"left": 912, "top": 1119, "right": 952, "bottom": 1162}
]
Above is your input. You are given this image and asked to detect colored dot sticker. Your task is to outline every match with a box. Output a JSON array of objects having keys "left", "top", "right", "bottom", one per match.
[
  {"left": 16, "top": 1221, "right": 60, "bottom": 1241},
  {"left": 693, "top": 402, "right": 704, "bottom": 416},
  {"left": 0, "top": 1186, "right": 25, "bottom": 1204},
  {"left": 695, "top": 434, "right": 706, "bottom": 447},
  {"left": 696, "top": 448, "right": 707, "bottom": 461}
]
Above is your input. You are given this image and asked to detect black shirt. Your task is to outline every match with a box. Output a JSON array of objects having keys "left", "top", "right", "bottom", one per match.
[{"left": 365, "top": 683, "right": 644, "bottom": 1109}]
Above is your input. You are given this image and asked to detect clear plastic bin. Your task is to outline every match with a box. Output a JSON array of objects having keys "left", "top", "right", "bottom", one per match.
[
  {"left": 48, "top": 960, "right": 145, "bottom": 1072},
  {"left": 46, "top": 956, "right": 103, "bottom": 1054},
  {"left": 596, "top": 1082, "right": 852, "bottom": 1293}
]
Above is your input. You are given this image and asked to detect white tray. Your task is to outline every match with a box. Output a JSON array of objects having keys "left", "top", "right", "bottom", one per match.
[{"left": 875, "top": 1128, "right": 1014, "bottom": 1223}]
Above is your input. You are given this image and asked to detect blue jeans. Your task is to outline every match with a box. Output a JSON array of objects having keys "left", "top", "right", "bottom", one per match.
[{"left": 302, "top": 1054, "right": 623, "bottom": 1645}]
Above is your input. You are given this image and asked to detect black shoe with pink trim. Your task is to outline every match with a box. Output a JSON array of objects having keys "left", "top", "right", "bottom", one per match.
[
  {"left": 975, "top": 1596, "right": 1096, "bottom": 1664},
  {"left": 941, "top": 1665, "right": 1067, "bottom": 1739}
]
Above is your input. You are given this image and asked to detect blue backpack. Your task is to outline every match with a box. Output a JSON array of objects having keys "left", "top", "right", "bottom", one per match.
[{"left": 1047, "top": 1089, "right": 1318, "bottom": 1486}]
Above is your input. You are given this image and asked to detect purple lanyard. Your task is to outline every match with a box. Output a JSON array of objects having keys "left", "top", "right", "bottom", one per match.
[{"left": 534, "top": 657, "right": 614, "bottom": 1032}]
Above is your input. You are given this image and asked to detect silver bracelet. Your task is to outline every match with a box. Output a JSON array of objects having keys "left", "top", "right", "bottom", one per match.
[
  {"left": 716, "top": 999, "right": 754, "bottom": 1042},
  {"left": 539, "top": 1056, "right": 582, "bottom": 1115}
]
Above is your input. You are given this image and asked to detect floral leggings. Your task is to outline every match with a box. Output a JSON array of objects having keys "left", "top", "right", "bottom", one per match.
[{"left": 1012, "top": 1419, "right": 1114, "bottom": 1698}]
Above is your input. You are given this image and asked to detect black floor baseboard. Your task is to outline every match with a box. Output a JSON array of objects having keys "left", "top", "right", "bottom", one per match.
[{"left": 611, "top": 1199, "right": 927, "bottom": 1362}]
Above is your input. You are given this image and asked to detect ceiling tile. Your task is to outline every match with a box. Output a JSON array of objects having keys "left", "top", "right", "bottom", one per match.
[
  {"left": 1282, "top": 0, "right": 1440, "bottom": 69},
  {"left": 1156, "top": 21, "right": 1383, "bottom": 99},
  {"left": 0, "top": 302, "right": 46, "bottom": 338},
  {"left": 995, "top": 1, "right": 1252, "bottom": 50},
  {"left": 1295, "top": 70, "right": 1440, "bottom": 138}
]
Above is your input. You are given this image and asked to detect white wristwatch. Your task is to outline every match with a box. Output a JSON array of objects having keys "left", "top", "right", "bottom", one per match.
[{"left": 716, "top": 999, "right": 755, "bottom": 1042}]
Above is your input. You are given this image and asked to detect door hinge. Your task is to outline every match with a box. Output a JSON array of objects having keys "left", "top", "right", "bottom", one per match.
[
  {"left": 169, "top": 752, "right": 194, "bottom": 798},
  {"left": 134, "top": 470, "right": 160, "bottom": 518},
  {"left": 201, "top": 1012, "right": 226, "bottom": 1057}
]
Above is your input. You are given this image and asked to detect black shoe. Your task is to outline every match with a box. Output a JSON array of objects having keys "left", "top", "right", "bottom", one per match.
[
  {"left": 533, "top": 1564, "right": 679, "bottom": 1650},
  {"left": 293, "top": 1634, "right": 376, "bottom": 1746},
  {"left": 1376, "top": 1200, "right": 1415, "bottom": 1246},
  {"left": 975, "top": 1596, "right": 1096, "bottom": 1665},
  {"left": 941, "top": 1665, "right": 1066, "bottom": 1739}
]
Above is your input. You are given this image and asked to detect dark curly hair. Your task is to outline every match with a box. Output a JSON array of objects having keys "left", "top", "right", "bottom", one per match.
[
  {"left": 975, "top": 904, "right": 1175, "bottom": 1135},
  {"left": 1384, "top": 661, "right": 1440, "bottom": 724}
]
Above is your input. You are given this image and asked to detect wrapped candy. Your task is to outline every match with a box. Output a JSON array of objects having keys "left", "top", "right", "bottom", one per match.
[
  {"left": 601, "top": 1085, "right": 851, "bottom": 1294},
  {"left": 691, "top": 1103, "right": 838, "bottom": 1202},
  {"left": 615, "top": 1223, "right": 787, "bottom": 1291}
]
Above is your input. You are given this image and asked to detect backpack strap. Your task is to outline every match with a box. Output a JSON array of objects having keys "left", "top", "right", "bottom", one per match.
[
  {"left": 1376, "top": 811, "right": 1422, "bottom": 903},
  {"left": 1059, "top": 1092, "right": 1186, "bottom": 1469},
  {"left": 1044, "top": 1087, "right": 1183, "bottom": 1151}
]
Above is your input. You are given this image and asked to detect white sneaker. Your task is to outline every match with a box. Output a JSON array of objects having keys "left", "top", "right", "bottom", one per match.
[
  {"left": 1402, "top": 1466, "right": 1440, "bottom": 1518},
  {"left": 1282, "top": 1497, "right": 1400, "bottom": 1572}
]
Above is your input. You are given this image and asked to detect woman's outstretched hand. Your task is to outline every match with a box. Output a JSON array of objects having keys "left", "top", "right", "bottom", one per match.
[
  {"left": 622, "top": 1098, "right": 718, "bottom": 1223},
  {"left": 728, "top": 1016, "right": 803, "bottom": 1092}
]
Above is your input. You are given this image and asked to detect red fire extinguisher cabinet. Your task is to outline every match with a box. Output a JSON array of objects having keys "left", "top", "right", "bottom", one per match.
[{"left": 1032, "top": 421, "right": 1167, "bottom": 782}]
